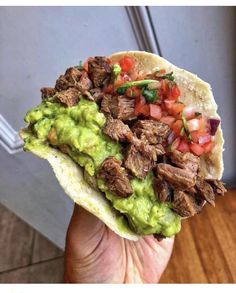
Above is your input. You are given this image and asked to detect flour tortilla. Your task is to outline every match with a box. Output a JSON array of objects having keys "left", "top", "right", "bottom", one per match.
[{"left": 20, "top": 51, "right": 224, "bottom": 240}]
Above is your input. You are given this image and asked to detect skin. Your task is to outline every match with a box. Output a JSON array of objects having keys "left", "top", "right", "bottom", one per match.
[{"left": 64, "top": 204, "right": 174, "bottom": 283}]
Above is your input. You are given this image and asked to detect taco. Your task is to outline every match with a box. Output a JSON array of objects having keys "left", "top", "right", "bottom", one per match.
[{"left": 20, "top": 51, "right": 226, "bottom": 241}]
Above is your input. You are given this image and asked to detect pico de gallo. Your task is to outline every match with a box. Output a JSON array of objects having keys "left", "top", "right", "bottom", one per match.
[{"left": 100, "top": 55, "right": 220, "bottom": 157}]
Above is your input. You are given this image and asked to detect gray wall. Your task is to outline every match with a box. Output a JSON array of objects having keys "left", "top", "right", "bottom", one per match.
[
  {"left": 0, "top": 6, "right": 235, "bottom": 248},
  {"left": 149, "top": 6, "right": 236, "bottom": 185}
]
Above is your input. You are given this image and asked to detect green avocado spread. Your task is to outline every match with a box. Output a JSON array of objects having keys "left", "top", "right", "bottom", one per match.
[{"left": 24, "top": 98, "right": 181, "bottom": 237}]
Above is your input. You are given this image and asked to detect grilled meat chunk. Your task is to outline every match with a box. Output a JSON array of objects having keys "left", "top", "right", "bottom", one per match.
[
  {"left": 55, "top": 67, "right": 82, "bottom": 91},
  {"left": 40, "top": 87, "right": 56, "bottom": 99},
  {"left": 103, "top": 116, "right": 133, "bottom": 142},
  {"left": 155, "top": 163, "right": 196, "bottom": 190},
  {"left": 55, "top": 88, "right": 80, "bottom": 107},
  {"left": 195, "top": 176, "right": 215, "bottom": 206},
  {"left": 113, "top": 96, "right": 136, "bottom": 120},
  {"left": 170, "top": 150, "right": 200, "bottom": 173},
  {"left": 101, "top": 95, "right": 136, "bottom": 121},
  {"left": 171, "top": 190, "right": 204, "bottom": 217},
  {"left": 97, "top": 157, "right": 133, "bottom": 197},
  {"left": 132, "top": 120, "right": 171, "bottom": 144},
  {"left": 89, "top": 88, "right": 104, "bottom": 103},
  {"left": 76, "top": 71, "right": 93, "bottom": 92},
  {"left": 88, "top": 56, "right": 112, "bottom": 87},
  {"left": 206, "top": 179, "right": 226, "bottom": 196},
  {"left": 101, "top": 94, "right": 113, "bottom": 114},
  {"left": 154, "top": 177, "right": 172, "bottom": 203},
  {"left": 124, "top": 139, "right": 165, "bottom": 179}
]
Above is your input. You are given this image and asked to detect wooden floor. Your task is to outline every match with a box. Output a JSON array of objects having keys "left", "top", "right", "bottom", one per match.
[
  {"left": 0, "top": 203, "right": 64, "bottom": 283},
  {"left": 0, "top": 189, "right": 235, "bottom": 283},
  {"left": 160, "top": 188, "right": 236, "bottom": 283}
]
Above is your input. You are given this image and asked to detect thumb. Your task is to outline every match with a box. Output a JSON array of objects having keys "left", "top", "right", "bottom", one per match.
[{"left": 65, "top": 204, "right": 105, "bottom": 260}]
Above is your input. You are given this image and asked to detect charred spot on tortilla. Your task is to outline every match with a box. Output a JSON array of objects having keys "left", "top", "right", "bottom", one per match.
[{"left": 21, "top": 51, "right": 226, "bottom": 240}]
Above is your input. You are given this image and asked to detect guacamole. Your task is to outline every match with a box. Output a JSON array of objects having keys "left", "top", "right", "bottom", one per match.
[{"left": 24, "top": 98, "right": 181, "bottom": 237}]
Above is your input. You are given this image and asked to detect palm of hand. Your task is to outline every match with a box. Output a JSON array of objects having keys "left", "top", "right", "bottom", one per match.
[{"left": 64, "top": 205, "right": 174, "bottom": 283}]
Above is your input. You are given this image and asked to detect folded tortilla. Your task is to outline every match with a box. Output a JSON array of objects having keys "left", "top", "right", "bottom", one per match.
[{"left": 20, "top": 51, "right": 224, "bottom": 240}]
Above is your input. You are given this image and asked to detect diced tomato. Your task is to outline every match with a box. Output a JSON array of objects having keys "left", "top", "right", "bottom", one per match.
[
  {"left": 170, "top": 137, "right": 181, "bottom": 151},
  {"left": 103, "top": 84, "right": 114, "bottom": 94},
  {"left": 202, "top": 141, "right": 214, "bottom": 153},
  {"left": 190, "top": 130, "right": 201, "bottom": 143},
  {"left": 159, "top": 69, "right": 166, "bottom": 74},
  {"left": 150, "top": 104, "right": 162, "bottom": 120},
  {"left": 170, "top": 84, "right": 181, "bottom": 99},
  {"left": 190, "top": 143, "right": 205, "bottom": 156},
  {"left": 119, "top": 56, "right": 135, "bottom": 72},
  {"left": 160, "top": 116, "right": 176, "bottom": 126},
  {"left": 134, "top": 96, "right": 150, "bottom": 116},
  {"left": 168, "top": 103, "right": 185, "bottom": 116},
  {"left": 166, "top": 84, "right": 180, "bottom": 101},
  {"left": 161, "top": 111, "right": 168, "bottom": 117},
  {"left": 139, "top": 104, "right": 150, "bottom": 116},
  {"left": 161, "top": 79, "right": 168, "bottom": 94},
  {"left": 177, "top": 139, "right": 190, "bottom": 153},
  {"left": 164, "top": 99, "right": 175, "bottom": 111},
  {"left": 126, "top": 86, "right": 140, "bottom": 98},
  {"left": 171, "top": 120, "right": 183, "bottom": 136}
]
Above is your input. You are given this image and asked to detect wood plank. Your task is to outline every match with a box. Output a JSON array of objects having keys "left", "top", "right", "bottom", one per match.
[
  {"left": 160, "top": 189, "right": 236, "bottom": 283},
  {"left": 32, "top": 231, "right": 63, "bottom": 263},
  {"left": 0, "top": 203, "right": 34, "bottom": 272},
  {"left": 0, "top": 258, "right": 64, "bottom": 283}
]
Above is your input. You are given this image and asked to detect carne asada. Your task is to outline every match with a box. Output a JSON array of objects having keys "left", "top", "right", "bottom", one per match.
[
  {"left": 97, "top": 157, "right": 133, "bottom": 198},
  {"left": 103, "top": 116, "right": 133, "bottom": 142},
  {"left": 171, "top": 190, "right": 204, "bottom": 217},
  {"left": 22, "top": 51, "right": 226, "bottom": 240},
  {"left": 124, "top": 139, "right": 165, "bottom": 179},
  {"left": 132, "top": 120, "right": 171, "bottom": 145},
  {"left": 88, "top": 56, "right": 112, "bottom": 87},
  {"left": 155, "top": 163, "right": 196, "bottom": 190}
]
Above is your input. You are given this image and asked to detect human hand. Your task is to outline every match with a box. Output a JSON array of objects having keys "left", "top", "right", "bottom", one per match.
[{"left": 64, "top": 204, "right": 174, "bottom": 283}]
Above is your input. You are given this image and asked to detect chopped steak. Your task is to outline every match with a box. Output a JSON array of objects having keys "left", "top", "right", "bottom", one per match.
[
  {"left": 170, "top": 150, "right": 200, "bottom": 173},
  {"left": 113, "top": 96, "right": 136, "bottom": 120},
  {"left": 172, "top": 190, "right": 204, "bottom": 217},
  {"left": 76, "top": 71, "right": 93, "bottom": 92},
  {"left": 206, "top": 179, "right": 226, "bottom": 196},
  {"left": 89, "top": 88, "right": 104, "bottom": 103},
  {"left": 64, "top": 67, "right": 82, "bottom": 84},
  {"left": 55, "top": 67, "right": 82, "bottom": 91},
  {"left": 132, "top": 120, "right": 171, "bottom": 144},
  {"left": 155, "top": 163, "right": 196, "bottom": 190},
  {"left": 101, "top": 95, "right": 136, "bottom": 121},
  {"left": 55, "top": 88, "right": 80, "bottom": 107},
  {"left": 97, "top": 157, "right": 133, "bottom": 197},
  {"left": 88, "top": 56, "right": 112, "bottom": 87},
  {"left": 154, "top": 177, "right": 172, "bottom": 203},
  {"left": 195, "top": 176, "right": 215, "bottom": 206},
  {"left": 103, "top": 116, "right": 133, "bottom": 142},
  {"left": 124, "top": 139, "right": 165, "bottom": 179},
  {"left": 101, "top": 94, "right": 113, "bottom": 114},
  {"left": 40, "top": 87, "right": 56, "bottom": 99}
]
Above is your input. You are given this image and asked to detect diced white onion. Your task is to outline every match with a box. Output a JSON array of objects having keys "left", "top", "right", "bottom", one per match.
[{"left": 187, "top": 119, "right": 200, "bottom": 132}]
